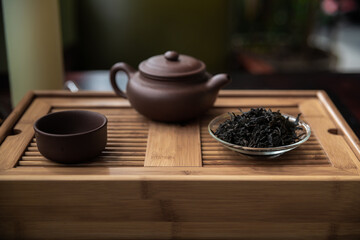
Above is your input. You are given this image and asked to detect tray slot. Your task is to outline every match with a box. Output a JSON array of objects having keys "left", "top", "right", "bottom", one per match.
[
  {"left": 0, "top": 99, "right": 51, "bottom": 170},
  {"left": 300, "top": 100, "right": 360, "bottom": 173}
]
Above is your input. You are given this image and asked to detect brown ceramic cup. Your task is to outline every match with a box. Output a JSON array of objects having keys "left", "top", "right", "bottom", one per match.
[{"left": 34, "top": 110, "right": 107, "bottom": 164}]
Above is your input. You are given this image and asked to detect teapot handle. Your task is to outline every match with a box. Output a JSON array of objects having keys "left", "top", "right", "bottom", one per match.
[{"left": 110, "top": 62, "right": 136, "bottom": 99}]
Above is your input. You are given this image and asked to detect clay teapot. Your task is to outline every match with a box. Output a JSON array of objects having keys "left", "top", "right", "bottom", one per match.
[{"left": 110, "top": 51, "right": 231, "bottom": 122}]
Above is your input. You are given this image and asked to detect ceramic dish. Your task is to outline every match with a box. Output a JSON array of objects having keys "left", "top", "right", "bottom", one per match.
[{"left": 208, "top": 112, "right": 311, "bottom": 157}]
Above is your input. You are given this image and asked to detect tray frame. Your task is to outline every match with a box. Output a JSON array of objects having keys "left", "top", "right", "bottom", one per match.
[
  {"left": 0, "top": 90, "right": 359, "bottom": 239},
  {"left": 0, "top": 90, "right": 359, "bottom": 178}
]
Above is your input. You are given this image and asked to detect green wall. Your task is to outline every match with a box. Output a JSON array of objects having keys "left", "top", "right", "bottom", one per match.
[
  {"left": 0, "top": 1, "right": 8, "bottom": 74},
  {"left": 75, "top": 0, "right": 230, "bottom": 73},
  {"left": 1, "top": 0, "right": 230, "bottom": 75}
]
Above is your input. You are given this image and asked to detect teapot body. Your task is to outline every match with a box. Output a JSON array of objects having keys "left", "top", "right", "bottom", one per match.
[
  {"left": 110, "top": 51, "right": 231, "bottom": 122},
  {"left": 127, "top": 72, "right": 218, "bottom": 122}
]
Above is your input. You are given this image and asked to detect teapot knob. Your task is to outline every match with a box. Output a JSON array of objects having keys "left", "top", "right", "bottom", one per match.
[{"left": 164, "top": 51, "right": 179, "bottom": 61}]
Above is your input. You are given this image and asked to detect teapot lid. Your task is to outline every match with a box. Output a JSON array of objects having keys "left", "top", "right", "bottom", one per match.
[{"left": 139, "top": 51, "right": 205, "bottom": 79}]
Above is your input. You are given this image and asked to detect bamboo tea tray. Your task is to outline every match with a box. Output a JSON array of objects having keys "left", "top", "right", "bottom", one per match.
[{"left": 0, "top": 90, "right": 360, "bottom": 239}]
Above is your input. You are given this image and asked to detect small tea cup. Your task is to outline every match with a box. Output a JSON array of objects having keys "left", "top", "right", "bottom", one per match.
[{"left": 34, "top": 110, "right": 107, "bottom": 163}]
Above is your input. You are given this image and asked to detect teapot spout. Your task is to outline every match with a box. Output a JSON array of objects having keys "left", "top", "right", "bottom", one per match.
[{"left": 206, "top": 73, "right": 231, "bottom": 91}]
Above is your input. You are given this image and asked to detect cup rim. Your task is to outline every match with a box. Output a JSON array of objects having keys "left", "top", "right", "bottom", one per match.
[{"left": 34, "top": 110, "right": 108, "bottom": 138}]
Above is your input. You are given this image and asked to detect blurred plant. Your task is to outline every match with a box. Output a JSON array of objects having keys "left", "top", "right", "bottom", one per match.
[
  {"left": 319, "top": 0, "right": 358, "bottom": 51},
  {"left": 232, "top": 0, "right": 320, "bottom": 54},
  {"left": 321, "top": 0, "right": 357, "bottom": 15},
  {"left": 231, "top": 0, "right": 338, "bottom": 73}
]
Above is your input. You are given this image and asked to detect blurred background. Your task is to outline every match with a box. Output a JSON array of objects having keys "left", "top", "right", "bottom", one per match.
[{"left": 0, "top": 0, "right": 360, "bottom": 131}]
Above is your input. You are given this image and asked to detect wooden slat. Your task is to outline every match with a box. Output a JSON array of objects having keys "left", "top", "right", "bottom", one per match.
[
  {"left": 51, "top": 107, "right": 139, "bottom": 115},
  {"left": 107, "top": 138, "right": 147, "bottom": 143},
  {"left": 107, "top": 133, "right": 148, "bottom": 138},
  {"left": 1, "top": 221, "right": 360, "bottom": 240},
  {"left": 107, "top": 130, "right": 148, "bottom": 134},
  {"left": 26, "top": 146, "right": 146, "bottom": 152},
  {"left": 32, "top": 89, "right": 319, "bottom": 98},
  {"left": 107, "top": 126, "right": 148, "bottom": 130},
  {"left": 203, "top": 160, "right": 329, "bottom": 166},
  {"left": 200, "top": 133, "right": 318, "bottom": 140},
  {"left": 25, "top": 150, "right": 146, "bottom": 156},
  {"left": 201, "top": 142, "right": 322, "bottom": 147},
  {"left": 145, "top": 120, "right": 202, "bottom": 167},
  {"left": 100, "top": 151, "right": 145, "bottom": 156},
  {"left": 214, "top": 97, "right": 309, "bottom": 107},
  {"left": 37, "top": 97, "right": 131, "bottom": 108},
  {"left": 0, "top": 221, "right": 171, "bottom": 240},
  {"left": 200, "top": 139, "right": 319, "bottom": 145},
  {"left": 31, "top": 137, "right": 148, "bottom": 143},
  {"left": 104, "top": 143, "right": 147, "bottom": 147},
  {"left": 107, "top": 122, "right": 148, "bottom": 126},
  {"left": 202, "top": 154, "right": 328, "bottom": 161},
  {"left": 17, "top": 160, "right": 144, "bottom": 167},
  {"left": 218, "top": 89, "right": 319, "bottom": 97},
  {"left": 201, "top": 139, "right": 319, "bottom": 144},
  {"left": 202, "top": 151, "right": 325, "bottom": 157},
  {"left": 29, "top": 142, "right": 147, "bottom": 148},
  {"left": 201, "top": 145, "right": 323, "bottom": 151},
  {"left": 21, "top": 155, "right": 144, "bottom": 161},
  {"left": 202, "top": 154, "right": 328, "bottom": 160},
  {"left": 102, "top": 147, "right": 146, "bottom": 151}
]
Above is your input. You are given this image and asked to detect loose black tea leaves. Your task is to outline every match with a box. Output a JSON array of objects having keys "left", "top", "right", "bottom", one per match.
[{"left": 213, "top": 108, "right": 303, "bottom": 148}]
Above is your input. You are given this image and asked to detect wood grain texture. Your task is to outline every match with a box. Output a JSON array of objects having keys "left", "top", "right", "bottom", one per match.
[
  {"left": 0, "top": 166, "right": 354, "bottom": 176},
  {"left": 0, "top": 91, "right": 34, "bottom": 145},
  {"left": 300, "top": 100, "right": 359, "bottom": 174},
  {"left": 0, "top": 90, "right": 360, "bottom": 239},
  {"left": 145, "top": 120, "right": 201, "bottom": 167},
  {"left": 0, "top": 179, "right": 359, "bottom": 239},
  {"left": 218, "top": 89, "right": 319, "bottom": 97},
  {"left": 1, "top": 221, "right": 359, "bottom": 240},
  {"left": 40, "top": 97, "right": 131, "bottom": 108},
  {"left": 0, "top": 179, "right": 359, "bottom": 208},
  {"left": 214, "top": 97, "right": 308, "bottom": 107},
  {"left": 318, "top": 91, "right": 360, "bottom": 164},
  {"left": 0, "top": 99, "right": 51, "bottom": 170},
  {"left": 32, "top": 89, "right": 319, "bottom": 97}
]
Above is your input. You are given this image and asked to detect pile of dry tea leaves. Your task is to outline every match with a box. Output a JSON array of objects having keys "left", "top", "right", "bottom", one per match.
[{"left": 213, "top": 108, "right": 303, "bottom": 148}]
